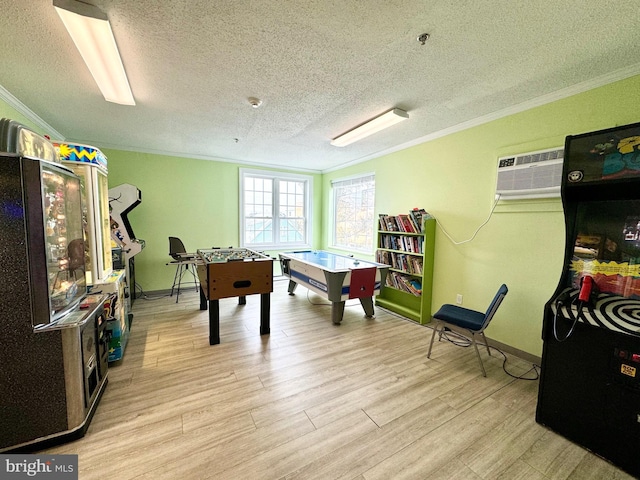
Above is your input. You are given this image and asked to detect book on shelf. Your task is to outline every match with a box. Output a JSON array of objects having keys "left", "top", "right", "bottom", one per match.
[
  {"left": 407, "top": 236, "right": 422, "bottom": 254},
  {"left": 379, "top": 209, "right": 432, "bottom": 233},
  {"left": 378, "top": 214, "right": 400, "bottom": 232},
  {"left": 376, "top": 249, "right": 423, "bottom": 275},
  {"left": 402, "top": 236, "right": 414, "bottom": 253},
  {"left": 376, "top": 250, "right": 391, "bottom": 265},
  {"left": 384, "top": 271, "right": 421, "bottom": 297},
  {"left": 397, "top": 214, "right": 416, "bottom": 233},
  {"left": 409, "top": 208, "right": 432, "bottom": 233},
  {"left": 409, "top": 209, "right": 421, "bottom": 232},
  {"left": 409, "top": 279, "right": 422, "bottom": 294},
  {"left": 378, "top": 234, "right": 422, "bottom": 253},
  {"left": 410, "top": 256, "right": 423, "bottom": 274},
  {"left": 378, "top": 214, "right": 387, "bottom": 231}
]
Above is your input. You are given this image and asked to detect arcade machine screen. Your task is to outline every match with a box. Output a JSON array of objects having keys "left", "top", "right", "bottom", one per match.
[{"left": 570, "top": 200, "right": 640, "bottom": 300}]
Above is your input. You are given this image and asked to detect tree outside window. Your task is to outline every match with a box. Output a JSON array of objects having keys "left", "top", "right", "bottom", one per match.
[
  {"left": 240, "top": 169, "right": 312, "bottom": 249},
  {"left": 332, "top": 174, "right": 375, "bottom": 253}
]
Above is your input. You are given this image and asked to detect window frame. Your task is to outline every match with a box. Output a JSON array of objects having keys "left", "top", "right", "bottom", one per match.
[
  {"left": 330, "top": 173, "right": 376, "bottom": 254},
  {"left": 239, "top": 168, "right": 313, "bottom": 250}
]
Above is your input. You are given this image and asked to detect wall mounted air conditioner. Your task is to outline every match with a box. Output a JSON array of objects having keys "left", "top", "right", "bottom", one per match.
[{"left": 495, "top": 147, "right": 564, "bottom": 200}]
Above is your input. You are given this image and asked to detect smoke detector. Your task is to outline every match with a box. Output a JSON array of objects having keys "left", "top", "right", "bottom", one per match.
[
  {"left": 248, "top": 97, "right": 262, "bottom": 108},
  {"left": 417, "top": 33, "right": 430, "bottom": 45}
]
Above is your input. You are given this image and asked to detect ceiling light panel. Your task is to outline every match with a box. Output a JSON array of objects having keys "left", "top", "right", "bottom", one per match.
[
  {"left": 331, "top": 108, "right": 409, "bottom": 147},
  {"left": 54, "top": 0, "right": 135, "bottom": 105}
]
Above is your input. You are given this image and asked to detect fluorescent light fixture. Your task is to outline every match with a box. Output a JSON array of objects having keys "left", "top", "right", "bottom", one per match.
[
  {"left": 54, "top": 0, "right": 135, "bottom": 105},
  {"left": 330, "top": 108, "right": 409, "bottom": 147}
]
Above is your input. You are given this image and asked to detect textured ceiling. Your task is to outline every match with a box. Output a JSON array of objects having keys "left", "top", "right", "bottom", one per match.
[{"left": 1, "top": 0, "right": 639, "bottom": 172}]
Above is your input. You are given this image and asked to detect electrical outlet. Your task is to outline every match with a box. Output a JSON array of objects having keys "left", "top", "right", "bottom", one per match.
[{"left": 456, "top": 294, "right": 463, "bottom": 305}]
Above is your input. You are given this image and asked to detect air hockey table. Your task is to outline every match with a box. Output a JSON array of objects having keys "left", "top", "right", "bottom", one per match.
[{"left": 279, "top": 250, "right": 389, "bottom": 324}]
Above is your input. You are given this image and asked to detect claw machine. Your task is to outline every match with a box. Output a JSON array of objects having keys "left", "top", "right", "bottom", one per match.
[
  {"left": 536, "top": 121, "right": 640, "bottom": 477},
  {"left": 0, "top": 119, "right": 108, "bottom": 451},
  {"left": 54, "top": 142, "right": 131, "bottom": 361},
  {"left": 54, "top": 142, "right": 112, "bottom": 285}
]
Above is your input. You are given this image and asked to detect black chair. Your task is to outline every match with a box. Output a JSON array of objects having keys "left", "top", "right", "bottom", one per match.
[
  {"left": 167, "top": 236, "right": 199, "bottom": 303},
  {"left": 427, "top": 284, "right": 508, "bottom": 377}
]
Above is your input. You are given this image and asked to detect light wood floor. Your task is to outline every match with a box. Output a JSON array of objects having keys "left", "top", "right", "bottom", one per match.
[{"left": 41, "top": 279, "right": 634, "bottom": 479}]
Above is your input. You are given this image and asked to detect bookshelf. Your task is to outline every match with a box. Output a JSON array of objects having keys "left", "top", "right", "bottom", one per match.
[{"left": 375, "top": 213, "right": 435, "bottom": 324}]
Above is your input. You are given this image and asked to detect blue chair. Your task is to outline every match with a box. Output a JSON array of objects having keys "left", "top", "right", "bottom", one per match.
[{"left": 427, "top": 284, "right": 508, "bottom": 376}]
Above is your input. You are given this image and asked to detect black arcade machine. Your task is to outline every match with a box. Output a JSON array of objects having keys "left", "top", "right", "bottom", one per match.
[{"left": 537, "top": 121, "right": 640, "bottom": 477}]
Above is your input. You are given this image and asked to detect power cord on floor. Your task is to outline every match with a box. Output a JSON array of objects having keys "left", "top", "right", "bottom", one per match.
[
  {"left": 304, "top": 289, "right": 363, "bottom": 308},
  {"left": 379, "top": 308, "right": 539, "bottom": 380},
  {"left": 133, "top": 282, "right": 171, "bottom": 301},
  {"left": 436, "top": 327, "right": 540, "bottom": 380}
]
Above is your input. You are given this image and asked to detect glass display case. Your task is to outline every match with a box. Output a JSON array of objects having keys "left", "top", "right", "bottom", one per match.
[{"left": 40, "top": 161, "right": 87, "bottom": 321}]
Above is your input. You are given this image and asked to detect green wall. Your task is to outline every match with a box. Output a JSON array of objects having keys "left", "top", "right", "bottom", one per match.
[
  {"left": 102, "top": 150, "right": 323, "bottom": 295},
  {"left": 2, "top": 74, "right": 639, "bottom": 357},
  {"left": 0, "top": 98, "right": 50, "bottom": 135},
  {"left": 322, "top": 74, "right": 640, "bottom": 356}
]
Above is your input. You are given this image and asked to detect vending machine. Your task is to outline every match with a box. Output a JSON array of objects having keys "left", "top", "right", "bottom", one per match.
[
  {"left": 0, "top": 119, "right": 108, "bottom": 451},
  {"left": 536, "top": 121, "right": 640, "bottom": 477}
]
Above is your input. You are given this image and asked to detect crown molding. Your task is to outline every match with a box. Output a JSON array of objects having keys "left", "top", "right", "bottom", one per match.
[
  {"left": 322, "top": 63, "right": 640, "bottom": 173},
  {"left": 0, "top": 85, "right": 65, "bottom": 139},
  {"left": 92, "top": 140, "right": 323, "bottom": 174},
  {"left": 4, "top": 60, "right": 640, "bottom": 176}
]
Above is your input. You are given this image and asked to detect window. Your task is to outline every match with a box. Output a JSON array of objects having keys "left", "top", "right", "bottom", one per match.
[
  {"left": 240, "top": 168, "right": 312, "bottom": 249},
  {"left": 331, "top": 173, "right": 375, "bottom": 253}
]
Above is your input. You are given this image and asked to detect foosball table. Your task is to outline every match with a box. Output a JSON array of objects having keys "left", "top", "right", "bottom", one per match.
[{"left": 197, "top": 248, "right": 273, "bottom": 345}]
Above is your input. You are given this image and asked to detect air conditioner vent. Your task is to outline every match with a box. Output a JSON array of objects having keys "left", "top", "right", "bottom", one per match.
[{"left": 496, "top": 147, "right": 564, "bottom": 200}]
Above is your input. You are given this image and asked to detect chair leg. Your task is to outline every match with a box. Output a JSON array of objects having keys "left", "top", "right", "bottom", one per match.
[
  {"left": 470, "top": 333, "right": 487, "bottom": 377},
  {"left": 427, "top": 321, "right": 440, "bottom": 358},
  {"left": 170, "top": 264, "right": 181, "bottom": 297},
  {"left": 175, "top": 263, "right": 186, "bottom": 303},
  {"left": 481, "top": 331, "right": 491, "bottom": 356},
  {"left": 188, "top": 263, "right": 199, "bottom": 291},
  {"left": 170, "top": 262, "right": 200, "bottom": 303}
]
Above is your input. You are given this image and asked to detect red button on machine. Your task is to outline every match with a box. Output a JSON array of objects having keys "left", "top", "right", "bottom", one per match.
[{"left": 631, "top": 354, "right": 640, "bottom": 363}]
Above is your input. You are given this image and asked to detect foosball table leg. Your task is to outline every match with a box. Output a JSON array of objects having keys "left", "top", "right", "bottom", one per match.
[
  {"left": 199, "top": 286, "right": 207, "bottom": 310},
  {"left": 260, "top": 293, "right": 270, "bottom": 335},
  {"left": 209, "top": 299, "right": 220, "bottom": 345}
]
